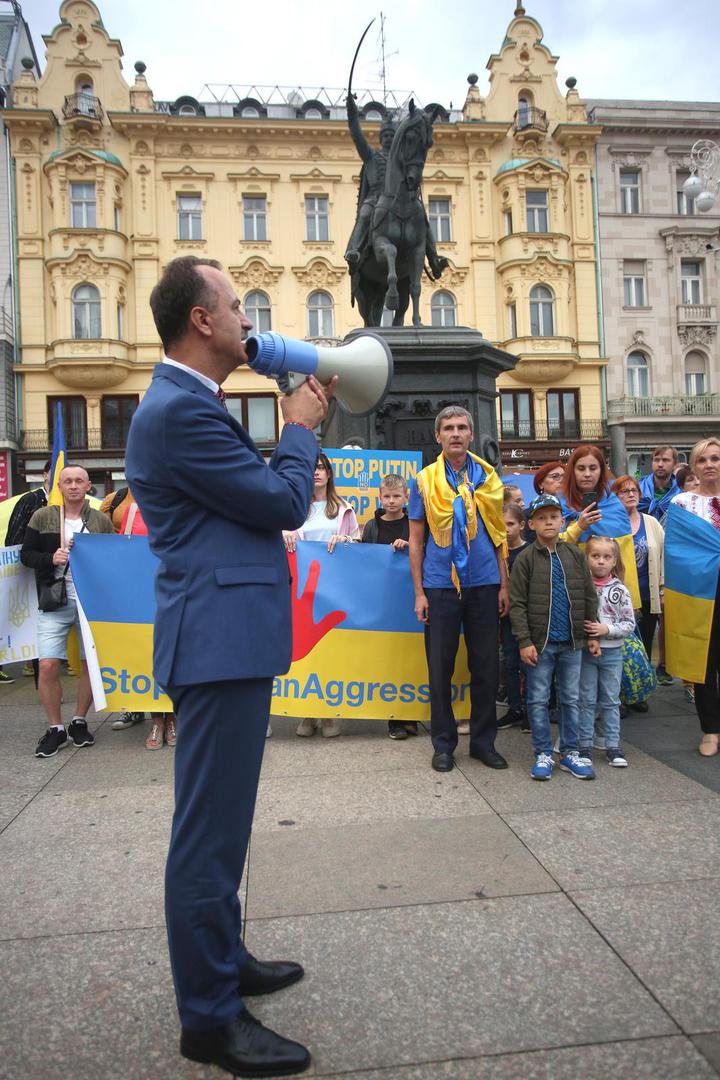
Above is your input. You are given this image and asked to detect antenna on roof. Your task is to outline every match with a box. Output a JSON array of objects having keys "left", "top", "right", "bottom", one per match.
[{"left": 378, "top": 12, "right": 398, "bottom": 105}]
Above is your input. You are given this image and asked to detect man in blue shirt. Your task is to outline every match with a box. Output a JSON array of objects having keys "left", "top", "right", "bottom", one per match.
[{"left": 409, "top": 406, "right": 509, "bottom": 773}]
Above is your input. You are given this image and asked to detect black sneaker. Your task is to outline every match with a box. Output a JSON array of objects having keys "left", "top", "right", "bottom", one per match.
[
  {"left": 68, "top": 718, "right": 95, "bottom": 748},
  {"left": 497, "top": 708, "right": 524, "bottom": 730},
  {"left": 521, "top": 715, "right": 531, "bottom": 733},
  {"left": 35, "top": 727, "right": 68, "bottom": 758},
  {"left": 656, "top": 665, "right": 673, "bottom": 686},
  {"left": 495, "top": 687, "right": 508, "bottom": 706},
  {"left": 388, "top": 721, "right": 408, "bottom": 740},
  {"left": 0, "top": 669, "right": 15, "bottom": 684}
]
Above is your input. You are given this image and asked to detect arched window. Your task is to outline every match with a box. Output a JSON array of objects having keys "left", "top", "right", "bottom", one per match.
[
  {"left": 685, "top": 350, "right": 707, "bottom": 395},
  {"left": 245, "top": 290, "right": 271, "bottom": 333},
  {"left": 529, "top": 284, "right": 554, "bottom": 336},
  {"left": 178, "top": 103, "right": 197, "bottom": 116},
  {"left": 517, "top": 91, "right": 533, "bottom": 128},
  {"left": 307, "top": 291, "right": 334, "bottom": 338},
  {"left": 627, "top": 351, "right": 650, "bottom": 397},
  {"left": 431, "top": 290, "right": 457, "bottom": 328},
  {"left": 75, "top": 77, "right": 96, "bottom": 116},
  {"left": 72, "top": 283, "right": 101, "bottom": 339}
]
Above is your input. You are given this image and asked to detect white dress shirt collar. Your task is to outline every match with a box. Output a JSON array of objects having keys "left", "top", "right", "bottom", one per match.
[{"left": 162, "top": 356, "right": 220, "bottom": 396}]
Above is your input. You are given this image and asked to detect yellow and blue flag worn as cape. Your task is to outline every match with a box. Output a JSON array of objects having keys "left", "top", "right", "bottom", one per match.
[
  {"left": 416, "top": 452, "right": 506, "bottom": 594},
  {"left": 664, "top": 500, "right": 720, "bottom": 684},
  {"left": 559, "top": 491, "right": 640, "bottom": 608}
]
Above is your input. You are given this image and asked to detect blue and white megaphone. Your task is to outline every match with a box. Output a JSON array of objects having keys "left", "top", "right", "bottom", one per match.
[{"left": 245, "top": 331, "right": 393, "bottom": 417}]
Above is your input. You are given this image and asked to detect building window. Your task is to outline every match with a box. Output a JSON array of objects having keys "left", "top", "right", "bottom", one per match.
[
  {"left": 529, "top": 284, "right": 555, "bottom": 336},
  {"left": 623, "top": 260, "right": 647, "bottom": 307},
  {"left": 307, "top": 290, "right": 334, "bottom": 337},
  {"left": 114, "top": 205, "right": 121, "bottom": 231},
  {"left": 225, "top": 393, "right": 278, "bottom": 444},
  {"left": 72, "top": 283, "right": 101, "bottom": 339},
  {"left": 547, "top": 390, "right": 579, "bottom": 439},
  {"left": 508, "top": 302, "right": 517, "bottom": 338},
  {"left": 627, "top": 352, "right": 650, "bottom": 397},
  {"left": 685, "top": 350, "right": 707, "bottom": 395},
  {"left": 177, "top": 195, "right": 203, "bottom": 240},
  {"left": 620, "top": 169, "right": 640, "bottom": 214},
  {"left": 244, "top": 290, "right": 271, "bottom": 332},
  {"left": 243, "top": 196, "right": 267, "bottom": 241},
  {"left": 517, "top": 93, "right": 533, "bottom": 129},
  {"left": 430, "top": 290, "right": 456, "bottom": 327},
  {"left": 503, "top": 210, "right": 513, "bottom": 236},
  {"left": 676, "top": 171, "right": 696, "bottom": 215},
  {"left": 500, "top": 390, "right": 533, "bottom": 439},
  {"left": 526, "top": 190, "right": 549, "bottom": 233},
  {"left": 117, "top": 302, "right": 124, "bottom": 340},
  {"left": 70, "top": 182, "right": 96, "bottom": 228},
  {"left": 305, "top": 196, "right": 329, "bottom": 241},
  {"left": 48, "top": 396, "right": 87, "bottom": 450},
  {"left": 428, "top": 198, "right": 452, "bottom": 242},
  {"left": 101, "top": 395, "right": 139, "bottom": 448},
  {"left": 681, "top": 260, "right": 702, "bottom": 305}
]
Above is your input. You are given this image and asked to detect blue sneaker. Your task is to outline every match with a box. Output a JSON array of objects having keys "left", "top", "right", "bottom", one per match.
[
  {"left": 558, "top": 751, "right": 595, "bottom": 780},
  {"left": 531, "top": 753, "right": 554, "bottom": 781}
]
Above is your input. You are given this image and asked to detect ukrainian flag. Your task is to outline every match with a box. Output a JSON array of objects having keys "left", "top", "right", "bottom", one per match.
[
  {"left": 47, "top": 402, "right": 67, "bottom": 507},
  {"left": 664, "top": 501, "right": 720, "bottom": 684},
  {"left": 560, "top": 492, "right": 641, "bottom": 608}
]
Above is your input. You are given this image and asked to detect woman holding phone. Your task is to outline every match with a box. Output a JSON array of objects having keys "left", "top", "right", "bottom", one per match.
[{"left": 560, "top": 445, "right": 609, "bottom": 540}]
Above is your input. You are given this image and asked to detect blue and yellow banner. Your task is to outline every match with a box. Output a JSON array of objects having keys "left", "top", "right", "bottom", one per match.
[
  {"left": 561, "top": 492, "right": 641, "bottom": 608},
  {"left": 324, "top": 449, "right": 422, "bottom": 526},
  {"left": 48, "top": 401, "right": 67, "bottom": 507},
  {"left": 664, "top": 501, "right": 720, "bottom": 683},
  {"left": 70, "top": 535, "right": 471, "bottom": 718}
]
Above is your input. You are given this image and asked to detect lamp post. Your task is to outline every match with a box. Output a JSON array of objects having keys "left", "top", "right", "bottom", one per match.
[{"left": 683, "top": 140, "right": 720, "bottom": 213}]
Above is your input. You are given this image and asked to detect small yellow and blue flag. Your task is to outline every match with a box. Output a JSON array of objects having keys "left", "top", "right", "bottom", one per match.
[
  {"left": 664, "top": 501, "right": 720, "bottom": 683},
  {"left": 47, "top": 401, "right": 67, "bottom": 507}
]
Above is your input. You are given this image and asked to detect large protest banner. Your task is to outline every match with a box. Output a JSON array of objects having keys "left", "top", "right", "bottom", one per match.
[
  {"left": 70, "top": 535, "right": 471, "bottom": 719},
  {"left": 0, "top": 545, "right": 38, "bottom": 664},
  {"left": 323, "top": 448, "right": 422, "bottom": 527}
]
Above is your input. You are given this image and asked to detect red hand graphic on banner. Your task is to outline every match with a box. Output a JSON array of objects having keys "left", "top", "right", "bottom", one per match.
[{"left": 288, "top": 551, "right": 347, "bottom": 661}]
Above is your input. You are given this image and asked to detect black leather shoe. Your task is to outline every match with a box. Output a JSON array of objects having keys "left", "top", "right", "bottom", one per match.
[
  {"left": 181, "top": 1008, "right": 311, "bottom": 1077},
  {"left": 238, "top": 955, "right": 304, "bottom": 997},
  {"left": 470, "top": 748, "right": 508, "bottom": 769},
  {"left": 432, "top": 751, "right": 454, "bottom": 772}
]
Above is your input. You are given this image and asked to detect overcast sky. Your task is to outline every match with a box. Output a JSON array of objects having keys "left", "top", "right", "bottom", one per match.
[{"left": 24, "top": 0, "right": 720, "bottom": 108}]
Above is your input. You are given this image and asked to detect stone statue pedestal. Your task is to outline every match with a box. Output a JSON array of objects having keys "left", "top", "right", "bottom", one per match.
[{"left": 321, "top": 326, "right": 518, "bottom": 467}]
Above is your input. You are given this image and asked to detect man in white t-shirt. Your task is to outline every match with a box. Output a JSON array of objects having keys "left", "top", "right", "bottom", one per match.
[{"left": 20, "top": 464, "right": 113, "bottom": 758}]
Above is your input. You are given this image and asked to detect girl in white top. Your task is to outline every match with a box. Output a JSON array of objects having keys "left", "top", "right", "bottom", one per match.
[{"left": 283, "top": 452, "right": 360, "bottom": 738}]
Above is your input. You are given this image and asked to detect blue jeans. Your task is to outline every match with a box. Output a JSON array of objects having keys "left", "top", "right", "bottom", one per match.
[
  {"left": 500, "top": 616, "right": 523, "bottom": 712},
  {"left": 578, "top": 647, "right": 623, "bottom": 751},
  {"left": 526, "top": 641, "right": 582, "bottom": 756}
]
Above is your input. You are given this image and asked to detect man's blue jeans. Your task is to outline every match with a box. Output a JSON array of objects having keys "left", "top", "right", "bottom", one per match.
[
  {"left": 578, "top": 647, "right": 623, "bottom": 751},
  {"left": 525, "top": 641, "right": 582, "bottom": 756}
]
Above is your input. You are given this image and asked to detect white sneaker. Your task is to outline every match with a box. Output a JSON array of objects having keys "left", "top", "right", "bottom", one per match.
[
  {"left": 296, "top": 717, "right": 316, "bottom": 737},
  {"left": 321, "top": 718, "right": 341, "bottom": 738}
]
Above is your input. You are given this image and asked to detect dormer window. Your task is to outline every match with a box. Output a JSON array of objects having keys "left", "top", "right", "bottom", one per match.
[{"left": 178, "top": 104, "right": 197, "bottom": 116}]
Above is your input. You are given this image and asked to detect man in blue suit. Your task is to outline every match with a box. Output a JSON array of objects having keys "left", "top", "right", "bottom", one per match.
[{"left": 126, "top": 256, "right": 334, "bottom": 1077}]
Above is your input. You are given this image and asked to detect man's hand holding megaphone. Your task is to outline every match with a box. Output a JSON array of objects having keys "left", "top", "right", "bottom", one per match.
[{"left": 280, "top": 373, "right": 339, "bottom": 430}]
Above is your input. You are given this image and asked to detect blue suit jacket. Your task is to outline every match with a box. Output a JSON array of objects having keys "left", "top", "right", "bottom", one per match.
[{"left": 125, "top": 363, "right": 317, "bottom": 687}]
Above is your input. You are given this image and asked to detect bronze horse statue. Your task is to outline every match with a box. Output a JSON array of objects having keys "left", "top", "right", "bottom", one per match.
[{"left": 350, "top": 102, "right": 443, "bottom": 328}]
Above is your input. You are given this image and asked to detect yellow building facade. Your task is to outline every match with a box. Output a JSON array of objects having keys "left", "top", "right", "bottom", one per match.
[{"left": 6, "top": 0, "right": 605, "bottom": 490}]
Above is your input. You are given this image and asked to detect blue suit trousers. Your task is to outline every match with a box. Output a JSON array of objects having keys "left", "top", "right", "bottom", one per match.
[{"left": 164, "top": 677, "right": 272, "bottom": 1030}]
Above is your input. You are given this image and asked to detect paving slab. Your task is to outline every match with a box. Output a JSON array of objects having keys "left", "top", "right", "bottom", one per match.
[
  {"left": 459, "top": 732, "right": 714, "bottom": 815},
  {"left": 245, "top": 814, "right": 558, "bottom": 919},
  {"left": 505, "top": 799, "right": 720, "bottom": 891},
  {"left": 0, "top": 784, "right": 172, "bottom": 940},
  {"left": 310, "top": 1036, "right": 716, "bottom": 1079},
  {"left": 253, "top": 767, "right": 491, "bottom": 832},
  {"left": 246, "top": 894, "right": 676, "bottom": 1074},
  {"left": 692, "top": 1033, "right": 720, "bottom": 1075},
  {"left": 261, "top": 720, "right": 432, "bottom": 780},
  {"left": 0, "top": 789, "right": 37, "bottom": 832},
  {"left": 572, "top": 879, "right": 720, "bottom": 1034}
]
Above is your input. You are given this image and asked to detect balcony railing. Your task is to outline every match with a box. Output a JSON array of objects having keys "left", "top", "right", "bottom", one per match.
[
  {"left": 19, "top": 428, "right": 131, "bottom": 452},
  {"left": 677, "top": 303, "right": 717, "bottom": 323},
  {"left": 500, "top": 420, "right": 607, "bottom": 442},
  {"left": 513, "top": 106, "right": 548, "bottom": 133},
  {"left": 62, "top": 93, "right": 104, "bottom": 123},
  {"left": 608, "top": 395, "right": 720, "bottom": 419}
]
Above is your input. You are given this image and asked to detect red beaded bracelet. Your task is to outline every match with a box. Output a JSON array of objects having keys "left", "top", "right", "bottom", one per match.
[{"left": 284, "top": 421, "right": 314, "bottom": 432}]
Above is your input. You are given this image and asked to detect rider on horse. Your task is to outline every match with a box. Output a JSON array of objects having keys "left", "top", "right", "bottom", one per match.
[{"left": 344, "top": 94, "right": 448, "bottom": 282}]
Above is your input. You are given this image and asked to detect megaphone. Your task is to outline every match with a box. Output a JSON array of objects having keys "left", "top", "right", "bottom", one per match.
[{"left": 245, "top": 331, "right": 393, "bottom": 417}]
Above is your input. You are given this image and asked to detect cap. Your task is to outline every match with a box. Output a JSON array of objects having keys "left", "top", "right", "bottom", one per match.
[
  {"left": 528, "top": 493, "right": 562, "bottom": 518},
  {"left": 533, "top": 461, "right": 565, "bottom": 494}
]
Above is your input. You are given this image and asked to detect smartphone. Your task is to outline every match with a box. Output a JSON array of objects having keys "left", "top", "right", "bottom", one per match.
[{"left": 581, "top": 491, "right": 598, "bottom": 509}]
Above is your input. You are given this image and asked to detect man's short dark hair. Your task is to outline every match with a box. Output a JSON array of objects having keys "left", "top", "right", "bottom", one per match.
[
  {"left": 150, "top": 256, "right": 223, "bottom": 352},
  {"left": 42, "top": 459, "right": 51, "bottom": 473}
]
